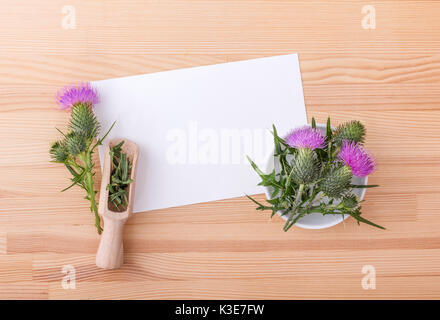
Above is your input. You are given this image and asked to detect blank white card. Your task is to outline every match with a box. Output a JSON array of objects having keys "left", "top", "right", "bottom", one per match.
[{"left": 93, "top": 54, "right": 307, "bottom": 213}]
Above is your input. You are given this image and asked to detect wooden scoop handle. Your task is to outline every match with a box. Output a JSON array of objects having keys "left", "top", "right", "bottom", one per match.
[{"left": 95, "top": 215, "right": 127, "bottom": 269}]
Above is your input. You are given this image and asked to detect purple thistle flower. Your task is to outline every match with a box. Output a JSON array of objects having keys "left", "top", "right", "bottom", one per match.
[
  {"left": 286, "top": 126, "right": 326, "bottom": 150},
  {"left": 338, "top": 140, "right": 376, "bottom": 177},
  {"left": 56, "top": 82, "right": 99, "bottom": 110}
]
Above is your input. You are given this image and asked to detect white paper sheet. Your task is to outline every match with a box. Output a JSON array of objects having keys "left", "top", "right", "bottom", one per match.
[{"left": 93, "top": 54, "right": 307, "bottom": 213}]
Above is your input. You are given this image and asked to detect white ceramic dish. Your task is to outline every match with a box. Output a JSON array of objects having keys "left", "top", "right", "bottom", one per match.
[{"left": 263, "top": 124, "right": 367, "bottom": 229}]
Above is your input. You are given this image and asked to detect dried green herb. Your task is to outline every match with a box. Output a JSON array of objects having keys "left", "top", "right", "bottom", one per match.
[{"left": 106, "top": 141, "right": 133, "bottom": 212}]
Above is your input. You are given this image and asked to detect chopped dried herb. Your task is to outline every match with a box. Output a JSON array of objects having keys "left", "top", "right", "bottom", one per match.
[{"left": 106, "top": 141, "right": 133, "bottom": 212}]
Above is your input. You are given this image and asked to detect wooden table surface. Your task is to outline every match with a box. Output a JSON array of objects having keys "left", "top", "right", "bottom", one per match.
[{"left": 1, "top": 0, "right": 440, "bottom": 299}]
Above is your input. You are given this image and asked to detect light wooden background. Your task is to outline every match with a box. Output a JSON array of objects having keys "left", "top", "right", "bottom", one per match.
[{"left": 1, "top": 0, "right": 439, "bottom": 299}]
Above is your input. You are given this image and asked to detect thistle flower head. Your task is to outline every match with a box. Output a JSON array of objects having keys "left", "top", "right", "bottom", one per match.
[
  {"left": 69, "top": 103, "right": 100, "bottom": 139},
  {"left": 292, "top": 148, "right": 320, "bottom": 184},
  {"left": 320, "top": 166, "right": 352, "bottom": 198},
  {"left": 50, "top": 141, "right": 69, "bottom": 163},
  {"left": 342, "top": 194, "right": 359, "bottom": 209},
  {"left": 338, "top": 140, "right": 376, "bottom": 177},
  {"left": 56, "top": 82, "right": 99, "bottom": 110},
  {"left": 65, "top": 132, "right": 87, "bottom": 155},
  {"left": 334, "top": 120, "right": 366, "bottom": 144},
  {"left": 286, "top": 126, "right": 325, "bottom": 150}
]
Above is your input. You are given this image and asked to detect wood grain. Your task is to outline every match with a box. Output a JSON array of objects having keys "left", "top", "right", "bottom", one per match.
[{"left": 1, "top": 0, "right": 440, "bottom": 299}]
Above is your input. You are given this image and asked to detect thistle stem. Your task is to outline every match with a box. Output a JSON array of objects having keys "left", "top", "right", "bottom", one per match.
[
  {"left": 294, "top": 184, "right": 304, "bottom": 208},
  {"left": 327, "top": 141, "right": 332, "bottom": 159},
  {"left": 324, "top": 141, "right": 333, "bottom": 172},
  {"left": 80, "top": 152, "right": 102, "bottom": 234},
  {"left": 284, "top": 183, "right": 304, "bottom": 231}
]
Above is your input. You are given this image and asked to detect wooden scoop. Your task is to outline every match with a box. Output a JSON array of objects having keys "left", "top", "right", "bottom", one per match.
[{"left": 96, "top": 138, "right": 139, "bottom": 269}]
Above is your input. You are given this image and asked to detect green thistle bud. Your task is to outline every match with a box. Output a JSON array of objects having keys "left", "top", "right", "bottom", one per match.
[
  {"left": 65, "top": 132, "right": 87, "bottom": 155},
  {"left": 334, "top": 120, "right": 366, "bottom": 144},
  {"left": 321, "top": 166, "right": 352, "bottom": 198},
  {"left": 50, "top": 141, "right": 69, "bottom": 162},
  {"left": 342, "top": 194, "right": 359, "bottom": 208},
  {"left": 292, "top": 148, "right": 320, "bottom": 184},
  {"left": 69, "top": 103, "right": 100, "bottom": 139}
]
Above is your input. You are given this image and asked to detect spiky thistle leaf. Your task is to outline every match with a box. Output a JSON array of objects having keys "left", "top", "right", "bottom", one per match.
[
  {"left": 69, "top": 103, "right": 100, "bottom": 139},
  {"left": 334, "top": 120, "right": 366, "bottom": 144}
]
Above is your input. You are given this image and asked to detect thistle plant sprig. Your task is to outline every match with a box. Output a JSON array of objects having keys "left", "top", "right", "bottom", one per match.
[
  {"left": 247, "top": 117, "right": 384, "bottom": 231},
  {"left": 49, "top": 83, "right": 115, "bottom": 234},
  {"left": 106, "top": 141, "right": 133, "bottom": 212}
]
